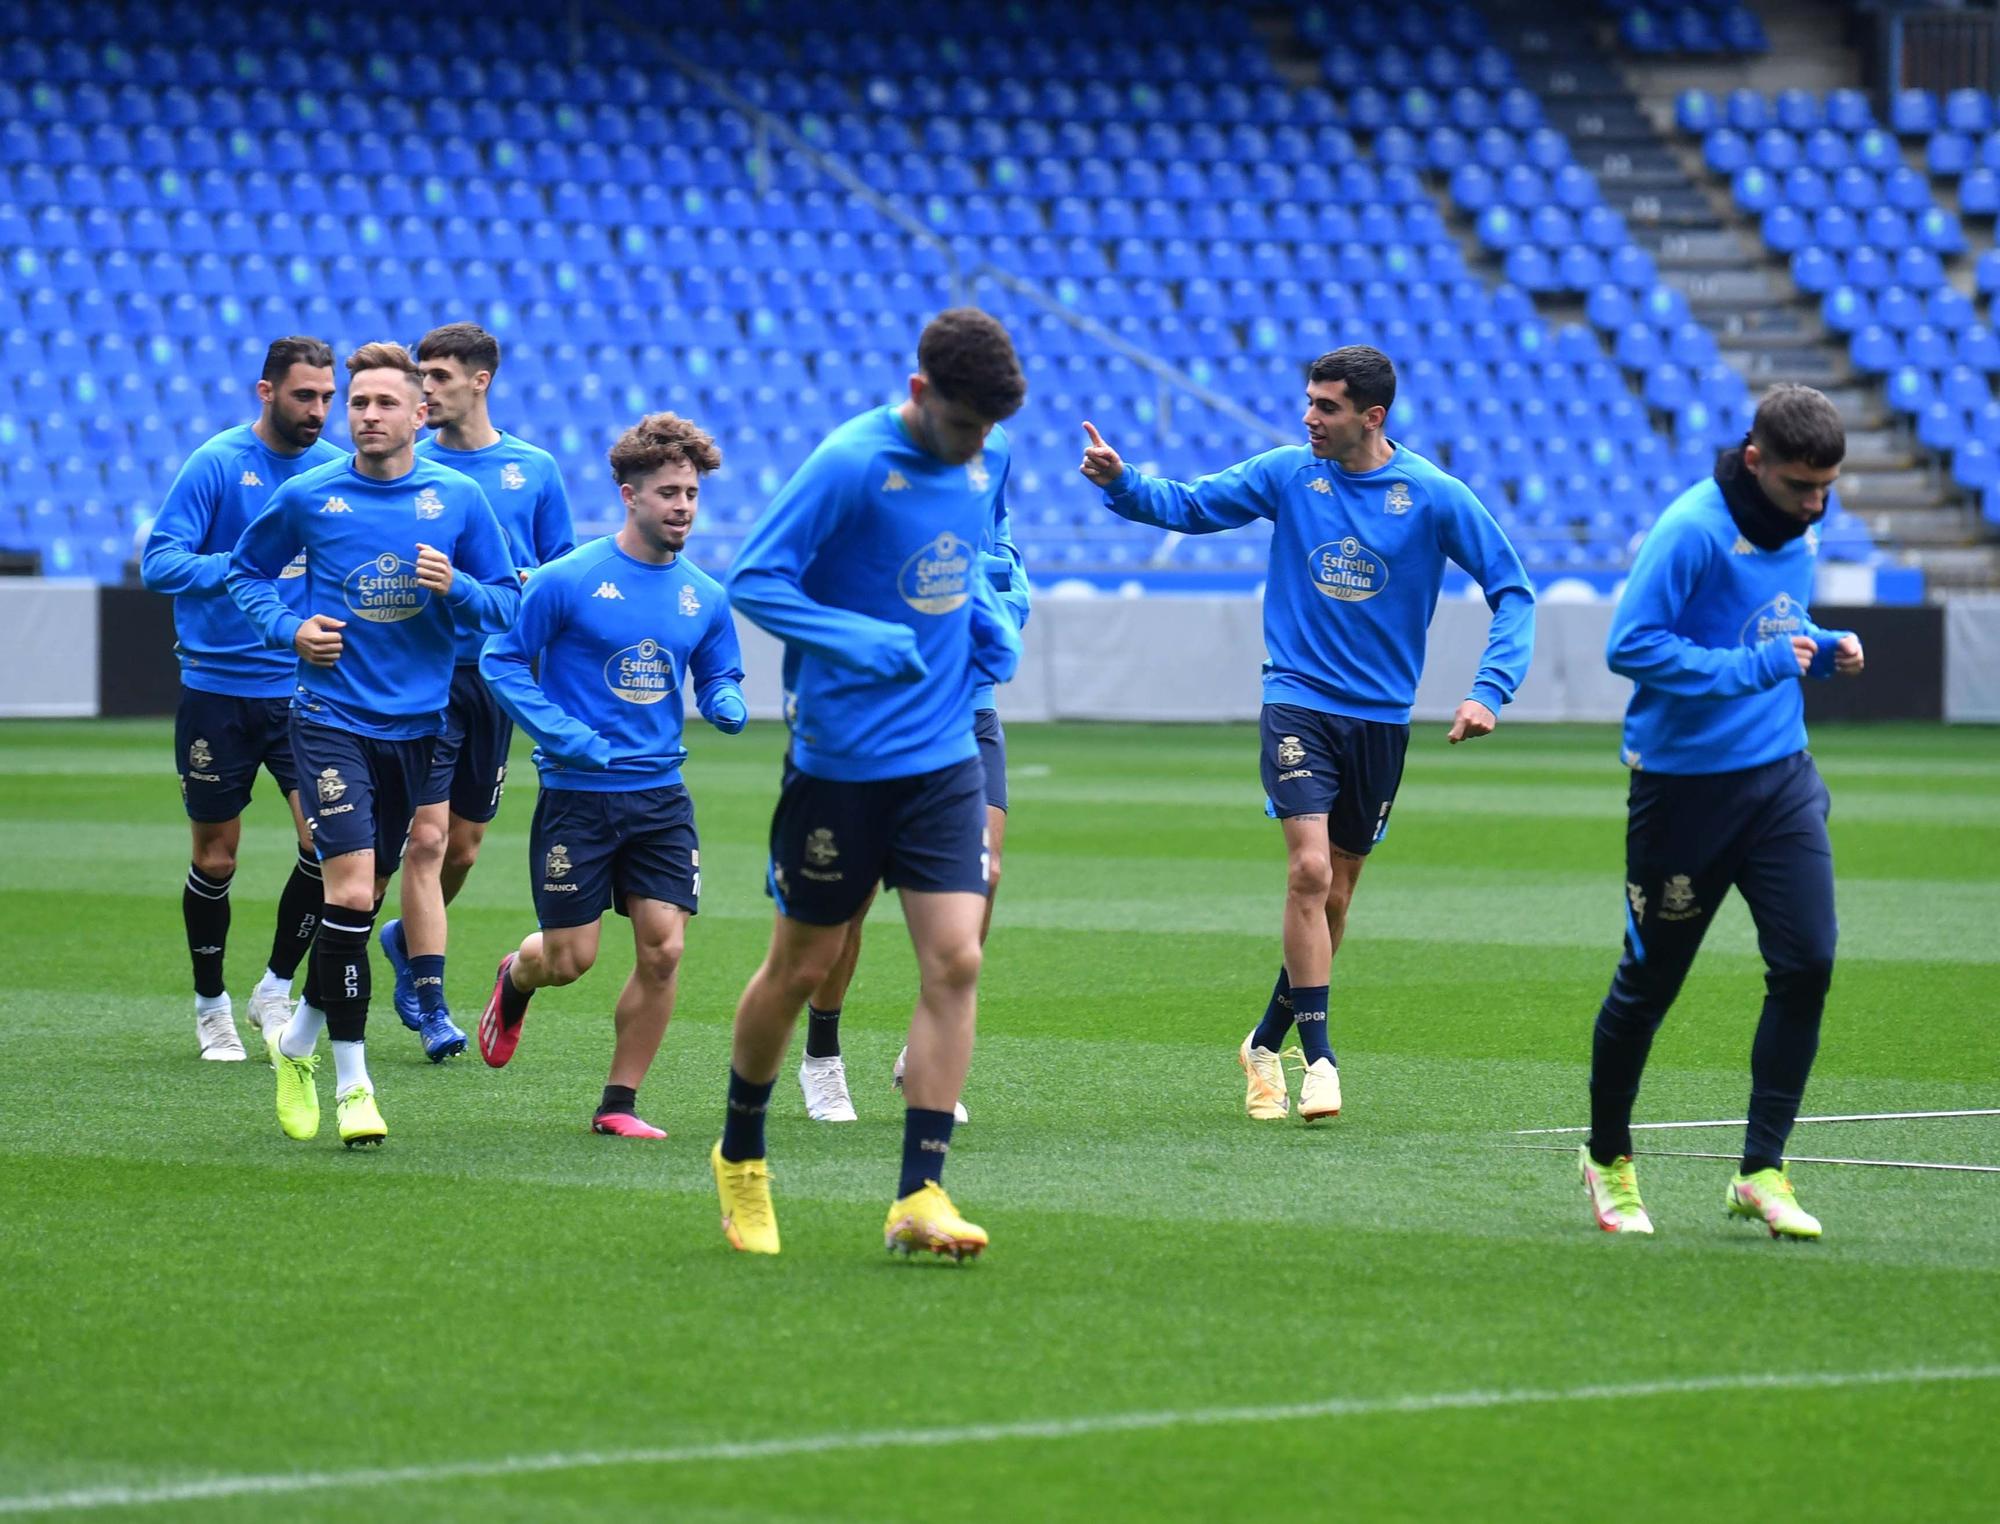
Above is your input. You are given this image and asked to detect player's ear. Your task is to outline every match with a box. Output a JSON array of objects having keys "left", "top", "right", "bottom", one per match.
[{"left": 255, "top": 377, "right": 274, "bottom": 406}]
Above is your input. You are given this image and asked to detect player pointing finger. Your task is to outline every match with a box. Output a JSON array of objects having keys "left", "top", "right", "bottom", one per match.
[{"left": 1079, "top": 420, "right": 1124, "bottom": 488}]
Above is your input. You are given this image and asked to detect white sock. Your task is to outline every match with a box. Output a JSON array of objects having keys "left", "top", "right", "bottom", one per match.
[
  {"left": 332, "top": 1039, "right": 370, "bottom": 1095},
  {"left": 280, "top": 1001, "right": 326, "bottom": 1060},
  {"left": 195, "top": 992, "right": 230, "bottom": 1018},
  {"left": 255, "top": 968, "right": 292, "bottom": 999}
]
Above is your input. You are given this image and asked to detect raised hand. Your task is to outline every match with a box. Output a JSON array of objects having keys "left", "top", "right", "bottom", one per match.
[
  {"left": 414, "top": 542, "right": 455, "bottom": 595},
  {"left": 1079, "top": 420, "right": 1125, "bottom": 488}
]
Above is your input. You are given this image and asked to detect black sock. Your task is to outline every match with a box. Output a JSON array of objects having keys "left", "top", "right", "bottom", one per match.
[
  {"left": 500, "top": 958, "right": 533, "bottom": 1026},
  {"left": 598, "top": 1084, "right": 638, "bottom": 1117},
  {"left": 183, "top": 864, "right": 232, "bottom": 999},
  {"left": 266, "top": 848, "right": 321, "bottom": 980},
  {"left": 899, "top": 1106, "right": 955, "bottom": 1198},
  {"left": 315, "top": 908, "right": 374, "bottom": 1042},
  {"left": 804, "top": 1004, "right": 842, "bottom": 1058},
  {"left": 720, "top": 1067, "right": 774, "bottom": 1162}
]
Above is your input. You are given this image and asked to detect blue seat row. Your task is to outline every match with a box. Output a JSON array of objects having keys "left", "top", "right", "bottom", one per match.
[{"left": 1676, "top": 86, "right": 1875, "bottom": 135}]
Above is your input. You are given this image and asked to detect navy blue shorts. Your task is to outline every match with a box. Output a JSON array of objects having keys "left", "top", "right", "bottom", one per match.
[
  {"left": 975, "top": 707, "right": 1007, "bottom": 813},
  {"left": 1259, "top": 703, "right": 1410, "bottom": 856},
  {"left": 176, "top": 688, "right": 299, "bottom": 823},
  {"left": 531, "top": 784, "right": 700, "bottom": 929},
  {"left": 767, "top": 756, "right": 988, "bottom": 926},
  {"left": 290, "top": 715, "right": 433, "bottom": 869},
  {"left": 418, "top": 663, "right": 513, "bottom": 822}
]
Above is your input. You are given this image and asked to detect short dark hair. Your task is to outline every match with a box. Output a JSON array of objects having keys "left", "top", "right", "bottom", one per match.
[
  {"left": 417, "top": 321, "right": 502, "bottom": 378},
  {"left": 608, "top": 411, "right": 722, "bottom": 484},
  {"left": 261, "top": 335, "right": 334, "bottom": 384},
  {"left": 344, "top": 340, "right": 423, "bottom": 392},
  {"left": 1307, "top": 346, "right": 1396, "bottom": 417},
  {"left": 917, "top": 307, "right": 1026, "bottom": 421},
  {"left": 1750, "top": 384, "right": 1845, "bottom": 469}
]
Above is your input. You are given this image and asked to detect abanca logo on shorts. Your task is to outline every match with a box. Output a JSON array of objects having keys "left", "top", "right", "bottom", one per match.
[
  {"left": 604, "top": 638, "right": 676, "bottom": 704},
  {"left": 342, "top": 553, "right": 428, "bottom": 622},
  {"left": 899, "top": 531, "right": 971, "bottom": 614},
  {"left": 1308, "top": 537, "right": 1389, "bottom": 602}
]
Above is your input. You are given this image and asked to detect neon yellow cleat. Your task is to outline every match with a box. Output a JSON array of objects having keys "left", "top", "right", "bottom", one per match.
[
  {"left": 1237, "top": 1032, "right": 1289, "bottom": 1120},
  {"left": 273, "top": 1045, "right": 320, "bottom": 1140},
  {"left": 885, "top": 1181, "right": 987, "bottom": 1262},
  {"left": 1580, "top": 1144, "right": 1655, "bottom": 1234},
  {"left": 1727, "top": 1165, "right": 1821, "bottom": 1239},
  {"left": 711, "top": 1141, "right": 780, "bottom": 1255},
  {"left": 335, "top": 1084, "right": 387, "bottom": 1149}
]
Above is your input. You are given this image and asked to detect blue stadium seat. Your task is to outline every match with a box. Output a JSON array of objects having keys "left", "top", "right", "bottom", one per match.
[{"left": 1890, "top": 88, "right": 1937, "bottom": 136}]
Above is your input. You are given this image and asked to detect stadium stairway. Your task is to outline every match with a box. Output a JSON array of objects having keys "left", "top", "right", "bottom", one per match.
[{"left": 1614, "top": 1, "right": 2000, "bottom": 591}]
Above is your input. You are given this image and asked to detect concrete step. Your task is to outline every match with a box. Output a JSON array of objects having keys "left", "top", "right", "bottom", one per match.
[
  {"left": 1635, "top": 227, "right": 1744, "bottom": 263},
  {"left": 1816, "top": 384, "right": 1895, "bottom": 430},
  {"left": 1844, "top": 426, "right": 1917, "bottom": 470},
  {"left": 1839, "top": 480, "right": 1965, "bottom": 522},
  {"left": 1694, "top": 303, "right": 1814, "bottom": 341},
  {"left": 1541, "top": 100, "right": 1658, "bottom": 141},
  {"left": 1721, "top": 342, "right": 1847, "bottom": 385},
  {"left": 1908, "top": 544, "right": 2000, "bottom": 588},
  {"left": 1672, "top": 267, "right": 1790, "bottom": 304}
]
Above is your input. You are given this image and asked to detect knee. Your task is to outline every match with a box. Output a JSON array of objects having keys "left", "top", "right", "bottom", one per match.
[
  {"left": 191, "top": 842, "right": 238, "bottom": 880},
  {"left": 636, "top": 932, "right": 684, "bottom": 985},
  {"left": 443, "top": 823, "right": 485, "bottom": 875},
  {"left": 405, "top": 816, "right": 446, "bottom": 865},
  {"left": 922, "top": 936, "right": 983, "bottom": 993},
  {"left": 544, "top": 944, "right": 595, "bottom": 985},
  {"left": 1287, "top": 849, "right": 1332, "bottom": 903},
  {"left": 1767, "top": 955, "right": 1834, "bottom": 1007},
  {"left": 1323, "top": 878, "right": 1354, "bottom": 926}
]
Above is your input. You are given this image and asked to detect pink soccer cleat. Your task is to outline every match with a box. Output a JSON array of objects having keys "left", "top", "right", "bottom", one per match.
[{"left": 591, "top": 1111, "right": 667, "bottom": 1140}]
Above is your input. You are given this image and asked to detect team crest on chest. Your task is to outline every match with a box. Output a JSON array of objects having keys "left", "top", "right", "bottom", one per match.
[
  {"left": 1385, "top": 481, "right": 1412, "bottom": 514},
  {"left": 500, "top": 462, "right": 527, "bottom": 491},
  {"left": 413, "top": 486, "right": 445, "bottom": 520},
  {"left": 965, "top": 454, "right": 990, "bottom": 491},
  {"left": 679, "top": 584, "right": 701, "bottom": 616}
]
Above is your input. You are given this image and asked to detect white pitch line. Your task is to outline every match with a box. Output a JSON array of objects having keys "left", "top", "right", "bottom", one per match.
[
  {"left": 1505, "top": 1145, "right": 2000, "bottom": 1174},
  {"left": 1514, "top": 1108, "right": 2000, "bottom": 1136},
  {"left": 2, "top": 1365, "right": 1996, "bottom": 1516}
]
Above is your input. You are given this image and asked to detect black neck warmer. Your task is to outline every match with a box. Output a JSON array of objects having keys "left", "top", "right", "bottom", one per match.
[{"left": 1713, "top": 442, "right": 1816, "bottom": 552}]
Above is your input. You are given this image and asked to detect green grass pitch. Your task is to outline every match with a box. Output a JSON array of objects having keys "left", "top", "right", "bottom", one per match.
[{"left": 1, "top": 717, "right": 1996, "bottom": 1521}]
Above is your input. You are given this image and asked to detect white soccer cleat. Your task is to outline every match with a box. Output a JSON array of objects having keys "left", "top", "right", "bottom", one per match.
[
  {"left": 247, "top": 986, "right": 293, "bottom": 1041},
  {"left": 1238, "top": 1032, "right": 1290, "bottom": 1120},
  {"left": 893, "top": 1045, "right": 969, "bottom": 1124},
  {"left": 196, "top": 1002, "right": 246, "bottom": 1062},
  {"left": 1298, "top": 1056, "right": 1342, "bottom": 1121},
  {"left": 799, "top": 1054, "right": 858, "bottom": 1122}
]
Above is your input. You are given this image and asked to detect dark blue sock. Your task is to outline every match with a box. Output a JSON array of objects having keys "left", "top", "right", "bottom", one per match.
[
  {"left": 1291, "top": 984, "right": 1334, "bottom": 1065},
  {"left": 410, "top": 954, "right": 446, "bottom": 1015},
  {"left": 1249, "top": 965, "right": 1293, "bottom": 1051},
  {"left": 898, "top": 1106, "right": 955, "bottom": 1198},
  {"left": 721, "top": 1068, "right": 775, "bottom": 1162}
]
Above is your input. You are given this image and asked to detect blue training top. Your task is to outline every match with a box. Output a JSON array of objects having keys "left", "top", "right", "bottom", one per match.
[
  {"left": 1102, "top": 442, "right": 1536, "bottom": 724},
  {"left": 726, "top": 406, "right": 1021, "bottom": 783},
  {"left": 141, "top": 424, "right": 345, "bottom": 698},
  {"left": 1608, "top": 477, "right": 1830, "bottom": 775},
  {"left": 480, "top": 535, "right": 747, "bottom": 792}
]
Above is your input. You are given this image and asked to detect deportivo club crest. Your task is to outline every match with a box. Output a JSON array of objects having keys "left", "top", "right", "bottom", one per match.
[
  {"left": 805, "top": 828, "right": 839, "bottom": 867},
  {"left": 500, "top": 463, "right": 527, "bottom": 490},
  {"left": 188, "top": 737, "right": 213, "bottom": 771},
  {"left": 1276, "top": 735, "right": 1306, "bottom": 768},
  {"left": 545, "top": 844, "right": 572, "bottom": 879},
  {"left": 1385, "top": 481, "right": 1412, "bottom": 514},
  {"left": 679, "top": 585, "right": 701, "bottom": 616},
  {"left": 413, "top": 487, "right": 445, "bottom": 520},
  {"left": 965, "top": 454, "right": 991, "bottom": 491},
  {"left": 316, "top": 768, "right": 346, "bottom": 804}
]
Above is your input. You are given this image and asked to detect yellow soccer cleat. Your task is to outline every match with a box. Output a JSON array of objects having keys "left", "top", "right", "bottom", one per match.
[
  {"left": 885, "top": 1182, "right": 987, "bottom": 1262},
  {"left": 335, "top": 1084, "right": 387, "bottom": 1149},
  {"left": 711, "top": 1141, "right": 780, "bottom": 1255},
  {"left": 1295, "top": 1052, "right": 1342, "bottom": 1121},
  {"left": 273, "top": 1044, "right": 320, "bottom": 1140},
  {"left": 1727, "top": 1165, "right": 1821, "bottom": 1240},
  {"left": 1580, "top": 1144, "right": 1655, "bottom": 1234},
  {"left": 1238, "top": 1032, "right": 1290, "bottom": 1120}
]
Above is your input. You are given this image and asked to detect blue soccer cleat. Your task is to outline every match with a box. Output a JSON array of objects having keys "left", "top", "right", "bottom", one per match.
[
  {"left": 378, "top": 918, "right": 423, "bottom": 1032},
  {"left": 418, "top": 1006, "right": 468, "bottom": 1063}
]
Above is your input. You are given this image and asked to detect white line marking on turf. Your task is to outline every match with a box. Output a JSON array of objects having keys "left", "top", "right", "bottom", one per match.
[
  {"left": 1505, "top": 1145, "right": 2000, "bottom": 1174},
  {"left": 3, "top": 1365, "right": 1995, "bottom": 1516},
  {"left": 1514, "top": 1108, "right": 2000, "bottom": 1136}
]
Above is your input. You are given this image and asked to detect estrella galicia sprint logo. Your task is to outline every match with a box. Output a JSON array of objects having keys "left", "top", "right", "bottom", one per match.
[
  {"left": 1740, "top": 589, "right": 1806, "bottom": 646},
  {"left": 278, "top": 550, "right": 307, "bottom": 580},
  {"left": 899, "top": 530, "right": 971, "bottom": 614},
  {"left": 605, "top": 638, "right": 676, "bottom": 704},
  {"left": 1308, "top": 536, "right": 1389, "bottom": 602},
  {"left": 342, "top": 552, "right": 428, "bottom": 622}
]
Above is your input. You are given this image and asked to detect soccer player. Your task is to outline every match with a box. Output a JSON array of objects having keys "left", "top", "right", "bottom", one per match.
[
  {"left": 795, "top": 488, "right": 1028, "bottom": 1125},
  {"left": 141, "top": 336, "right": 345, "bottom": 1060},
  {"left": 1079, "top": 345, "right": 1535, "bottom": 1124},
  {"left": 227, "top": 342, "right": 520, "bottom": 1147},
  {"left": 711, "top": 308, "right": 1025, "bottom": 1258},
  {"left": 1579, "top": 385, "right": 1862, "bottom": 1240},
  {"left": 377, "top": 322, "right": 575, "bottom": 1062},
  {"left": 477, "top": 412, "right": 746, "bottom": 1138}
]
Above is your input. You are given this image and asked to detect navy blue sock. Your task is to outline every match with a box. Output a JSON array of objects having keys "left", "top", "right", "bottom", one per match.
[
  {"left": 410, "top": 954, "right": 446, "bottom": 1015},
  {"left": 804, "top": 1003, "right": 841, "bottom": 1059},
  {"left": 899, "top": 1106, "right": 955, "bottom": 1198},
  {"left": 721, "top": 1068, "right": 775, "bottom": 1162},
  {"left": 1249, "top": 966, "right": 1293, "bottom": 1051},
  {"left": 1291, "top": 984, "right": 1334, "bottom": 1065}
]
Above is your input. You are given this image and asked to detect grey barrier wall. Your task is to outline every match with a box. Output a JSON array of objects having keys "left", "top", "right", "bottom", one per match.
[
  {"left": 2, "top": 583, "right": 1982, "bottom": 725},
  {"left": 0, "top": 580, "right": 99, "bottom": 717}
]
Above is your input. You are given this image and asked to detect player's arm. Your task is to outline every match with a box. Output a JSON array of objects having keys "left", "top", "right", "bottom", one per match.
[
  {"left": 424, "top": 485, "right": 523, "bottom": 634},
  {"left": 1437, "top": 480, "right": 1537, "bottom": 742},
  {"left": 226, "top": 485, "right": 318, "bottom": 655},
  {"left": 140, "top": 450, "right": 230, "bottom": 596},
  {"left": 478, "top": 573, "right": 610, "bottom": 769},
  {"left": 533, "top": 462, "right": 578, "bottom": 565},
  {"left": 726, "top": 450, "right": 925, "bottom": 682},
  {"left": 1608, "top": 521, "right": 1806, "bottom": 695},
  {"left": 689, "top": 593, "right": 749, "bottom": 735},
  {"left": 969, "top": 570, "right": 1022, "bottom": 687},
  {"left": 983, "top": 460, "right": 1031, "bottom": 634},
  {"left": 1079, "top": 420, "right": 1273, "bottom": 534}
]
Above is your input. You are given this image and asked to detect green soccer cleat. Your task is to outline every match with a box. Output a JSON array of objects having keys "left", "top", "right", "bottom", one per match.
[
  {"left": 1727, "top": 1165, "right": 1821, "bottom": 1239},
  {"left": 336, "top": 1084, "right": 387, "bottom": 1149},
  {"left": 273, "top": 1045, "right": 320, "bottom": 1140},
  {"left": 1579, "top": 1144, "right": 1654, "bottom": 1234}
]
